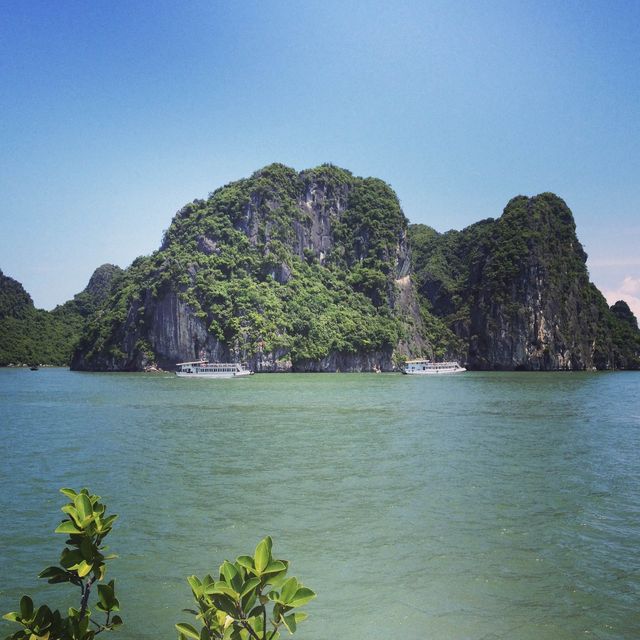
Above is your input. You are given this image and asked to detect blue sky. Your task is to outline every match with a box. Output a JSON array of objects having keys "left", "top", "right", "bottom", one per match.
[{"left": 1, "top": 0, "right": 639, "bottom": 315}]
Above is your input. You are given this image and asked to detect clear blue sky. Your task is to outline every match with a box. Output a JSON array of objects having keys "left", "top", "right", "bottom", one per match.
[{"left": 1, "top": 0, "right": 639, "bottom": 315}]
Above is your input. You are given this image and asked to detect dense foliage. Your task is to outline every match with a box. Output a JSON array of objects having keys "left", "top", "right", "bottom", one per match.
[
  {"left": 409, "top": 194, "right": 640, "bottom": 369},
  {"left": 177, "top": 537, "right": 315, "bottom": 640},
  {"left": 0, "top": 270, "right": 81, "bottom": 366},
  {"left": 607, "top": 300, "right": 640, "bottom": 368},
  {"left": 73, "top": 164, "right": 413, "bottom": 370},
  {"left": 4, "top": 170, "right": 639, "bottom": 371},
  {"left": 0, "top": 266, "right": 122, "bottom": 366}
]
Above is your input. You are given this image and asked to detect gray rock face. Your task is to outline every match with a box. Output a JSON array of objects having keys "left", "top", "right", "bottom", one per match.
[
  {"left": 411, "top": 193, "right": 618, "bottom": 370},
  {"left": 294, "top": 180, "right": 350, "bottom": 264},
  {"left": 466, "top": 198, "right": 603, "bottom": 370},
  {"left": 144, "top": 292, "right": 220, "bottom": 367},
  {"left": 71, "top": 165, "right": 428, "bottom": 372}
]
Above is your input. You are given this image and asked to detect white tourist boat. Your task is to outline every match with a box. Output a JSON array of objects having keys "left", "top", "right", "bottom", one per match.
[
  {"left": 175, "top": 360, "right": 253, "bottom": 378},
  {"left": 403, "top": 359, "right": 466, "bottom": 375}
]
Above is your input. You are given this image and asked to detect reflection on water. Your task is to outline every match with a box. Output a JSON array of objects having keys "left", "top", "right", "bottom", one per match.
[{"left": 1, "top": 369, "right": 639, "bottom": 639}]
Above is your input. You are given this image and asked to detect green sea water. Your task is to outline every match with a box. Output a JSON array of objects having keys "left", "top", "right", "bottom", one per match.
[{"left": 1, "top": 368, "right": 639, "bottom": 639}]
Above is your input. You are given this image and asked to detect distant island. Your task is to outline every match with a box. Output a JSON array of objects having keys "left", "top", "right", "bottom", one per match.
[{"left": 1, "top": 164, "right": 638, "bottom": 371}]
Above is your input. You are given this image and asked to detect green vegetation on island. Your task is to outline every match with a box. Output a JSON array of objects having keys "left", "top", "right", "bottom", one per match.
[
  {"left": 0, "top": 266, "right": 122, "bottom": 367},
  {"left": 71, "top": 164, "right": 418, "bottom": 371},
  {"left": 409, "top": 193, "right": 640, "bottom": 369},
  {"left": 2, "top": 166, "right": 639, "bottom": 370}
]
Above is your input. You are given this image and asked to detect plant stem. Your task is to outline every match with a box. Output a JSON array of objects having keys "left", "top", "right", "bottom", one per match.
[
  {"left": 79, "top": 576, "right": 95, "bottom": 617},
  {"left": 240, "top": 621, "right": 262, "bottom": 640}
]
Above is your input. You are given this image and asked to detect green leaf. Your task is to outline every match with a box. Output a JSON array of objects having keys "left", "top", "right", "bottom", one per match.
[
  {"left": 280, "top": 577, "right": 298, "bottom": 604},
  {"left": 288, "top": 587, "right": 315, "bottom": 608},
  {"left": 111, "top": 615, "right": 123, "bottom": 628},
  {"left": 281, "top": 613, "right": 297, "bottom": 634},
  {"left": 263, "top": 560, "right": 287, "bottom": 575},
  {"left": 54, "top": 520, "right": 82, "bottom": 535},
  {"left": 175, "top": 623, "right": 201, "bottom": 639},
  {"left": 235, "top": 556, "right": 254, "bottom": 572},
  {"left": 38, "top": 566, "right": 70, "bottom": 584},
  {"left": 100, "top": 514, "right": 118, "bottom": 531},
  {"left": 210, "top": 582, "right": 238, "bottom": 599},
  {"left": 202, "top": 574, "right": 215, "bottom": 590},
  {"left": 19, "top": 596, "right": 33, "bottom": 621},
  {"left": 241, "top": 590, "right": 257, "bottom": 614},
  {"left": 220, "top": 561, "right": 239, "bottom": 585},
  {"left": 97, "top": 583, "right": 115, "bottom": 611},
  {"left": 76, "top": 560, "right": 93, "bottom": 578},
  {"left": 74, "top": 493, "right": 92, "bottom": 523},
  {"left": 254, "top": 537, "right": 272, "bottom": 574},
  {"left": 269, "top": 571, "right": 289, "bottom": 589},
  {"left": 240, "top": 577, "right": 260, "bottom": 598},
  {"left": 80, "top": 537, "right": 95, "bottom": 561},
  {"left": 210, "top": 594, "right": 237, "bottom": 617},
  {"left": 2, "top": 611, "right": 20, "bottom": 622},
  {"left": 61, "top": 504, "right": 82, "bottom": 527},
  {"left": 60, "top": 548, "right": 83, "bottom": 569},
  {"left": 60, "top": 488, "right": 78, "bottom": 500},
  {"left": 187, "top": 575, "right": 203, "bottom": 596}
]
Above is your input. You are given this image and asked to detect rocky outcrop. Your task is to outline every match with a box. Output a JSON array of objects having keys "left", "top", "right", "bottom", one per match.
[
  {"left": 410, "top": 193, "right": 637, "bottom": 370},
  {"left": 72, "top": 172, "right": 639, "bottom": 373},
  {"left": 72, "top": 164, "right": 427, "bottom": 372},
  {"left": 83, "top": 264, "right": 124, "bottom": 307}
]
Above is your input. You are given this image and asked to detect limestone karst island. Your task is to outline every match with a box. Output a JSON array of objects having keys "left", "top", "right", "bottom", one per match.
[{"left": 1, "top": 164, "right": 639, "bottom": 372}]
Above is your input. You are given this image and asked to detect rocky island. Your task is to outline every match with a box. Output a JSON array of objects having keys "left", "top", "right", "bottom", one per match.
[{"left": 2, "top": 164, "right": 638, "bottom": 371}]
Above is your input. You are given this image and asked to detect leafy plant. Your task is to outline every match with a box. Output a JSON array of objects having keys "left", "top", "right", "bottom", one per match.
[
  {"left": 2, "top": 488, "right": 122, "bottom": 640},
  {"left": 176, "top": 536, "right": 315, "bottom": 640}
]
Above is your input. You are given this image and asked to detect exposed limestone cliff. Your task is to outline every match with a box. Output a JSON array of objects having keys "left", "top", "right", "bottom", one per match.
[
  {"left": 410, "top": 193, "right": 639, "bottom": 370},
  {"left": 70, "top": 173, "right": 639, "bottom": 373},
  {"left": 72, "top": 164, "right": 427, "bottom": 372}
]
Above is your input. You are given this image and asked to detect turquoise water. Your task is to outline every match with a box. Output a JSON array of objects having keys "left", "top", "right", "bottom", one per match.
[{"left": 1, "top": 368, "right": 639, "bottom": 639}]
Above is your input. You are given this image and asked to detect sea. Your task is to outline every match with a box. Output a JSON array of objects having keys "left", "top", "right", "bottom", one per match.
[{"left": 1, "top": 368, "right": 639, "bottom": 639}]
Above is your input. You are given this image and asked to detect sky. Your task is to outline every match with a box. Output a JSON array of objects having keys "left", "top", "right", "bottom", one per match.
[{"left": 1, "top": 0, "right": 639, "bottom": 317}]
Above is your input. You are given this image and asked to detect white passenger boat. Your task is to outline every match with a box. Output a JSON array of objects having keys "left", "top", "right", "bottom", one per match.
[
  {"left": 175, "top": 360, "right": 253, "bottom": 378},
  {"left": 403, "top": 359, "right": 466, "bottom": 375}
]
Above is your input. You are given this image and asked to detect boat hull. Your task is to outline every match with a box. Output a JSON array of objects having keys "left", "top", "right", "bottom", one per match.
[
  {"left": 176, "top": 371, "right": 253, "bottom": 378},
  {"left": 403, "top": 367, "right": 466, "bottom": 375}
]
